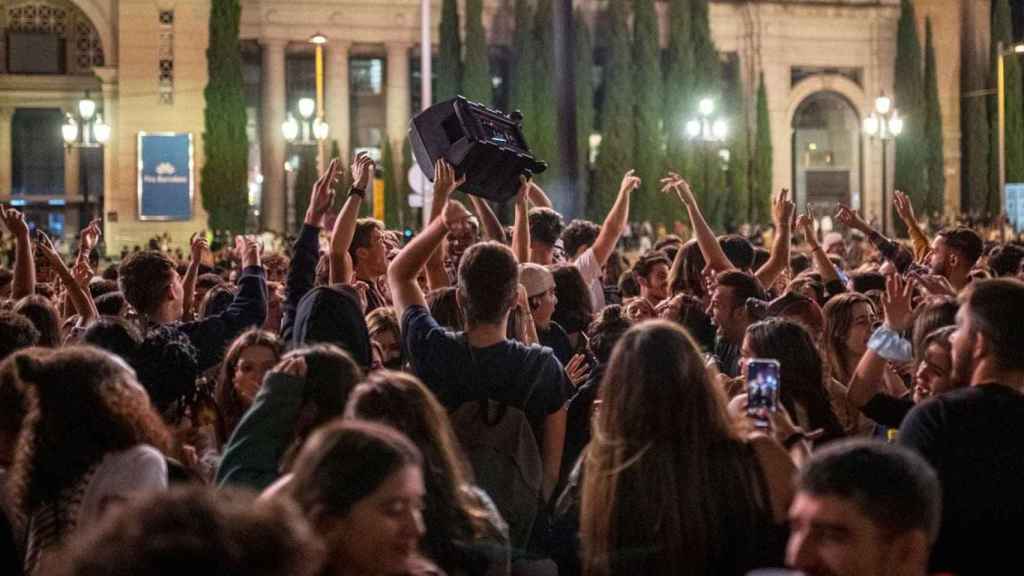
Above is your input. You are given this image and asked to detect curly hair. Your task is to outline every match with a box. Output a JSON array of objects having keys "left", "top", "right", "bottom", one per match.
[
  {"left": 528, "top": 207, "right": 565, "bottom": 247},
  {"left": 4, "top": 346, "right": 171, "bottom": 518},
  {"left": 587, "top": 305, "right": 634, "bottom": 364},
  {"left": 346, "top": 371, "right": 493, "bottom": 574},
  {"left": 561, "top": 219, "right": 600, "bottom": 260},
  {"left": 216, "top": 330, "right": 283, "bottom": 440},
  {"left": 118, "top": 251, "right": 176, "bottom": 316},
  {"left": 15, "top": 295, "right": 62, "bottom": 348},
  {"left": 0, "top": 310, "right": 39, "bottom": 362}
]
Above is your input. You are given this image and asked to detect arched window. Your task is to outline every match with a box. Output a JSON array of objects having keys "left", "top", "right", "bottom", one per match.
[
  {"left": 792, "top": 91, "right": 862, "bottom": 213},
  {"left": 3, "top": 0, "right": 104, "bottom": 75}
]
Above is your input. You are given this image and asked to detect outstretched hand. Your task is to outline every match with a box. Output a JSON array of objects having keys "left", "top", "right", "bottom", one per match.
[
  {"left": 882, "top": 273, "right": 915, "bottom": 332},
  {"left": 0, "top": 205, "right": 29, "bottom": 238},
  {"left": 79, "top": 219, "right": 102, "bottom": 254},
  {"left": 893, "top": 190, "right": 916, "bottom": 224},
  {"left": 619, "top": 169, "right": 641, "bottom": 195},
  {"left": 34, "top": 230, "right": 63, "bottom": 269},
  {"left": 772, "top": 188, "right": 794, "bottom": 227},
  {"left": 433, "top": 159, "right": 465, "bottom": 199},
  {"left": 659, "top": 172, "right": 696, "bottom": 207},
  {"left": 835, "top": 205, "right": 869, "bottom": 232},
  {"left": 351, "top": 152, "right": 375, "bottom": 192},
  {"left": 306, "top": 158, "right": 342, "bottom": 226}
]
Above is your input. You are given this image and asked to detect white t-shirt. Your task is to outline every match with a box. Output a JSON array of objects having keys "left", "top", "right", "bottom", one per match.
[
  {"left": 79, "top": 444, "right": 168, "bottom": 525},
  {"left": 574, "top": 247, "right": 606, "bottom": 312}
]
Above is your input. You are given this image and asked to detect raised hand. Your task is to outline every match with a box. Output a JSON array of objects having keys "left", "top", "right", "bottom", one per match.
[
  {"left": 835, "top": 205, "right": 869, "bottom": 232},
  {"left": 659, "top": 172, "right": 697, "bottom": 207},
  {"left": 565, "top": 353, "right": 592, "bottom": 388},
  {"left": 893, "top": 190, "right": 916, "bottom": 224},
  {"left": 190, "top": 232, "right": 209, "bottom": 263},
  {"left": 882, "top": 273, "right": 914, "bottom": 332},
  {"left": 619, "top": 169, "right": 641, "bottom": 195},
  {"left": 35, "top": 230, "right": 64, "bottom": 268},
  {"left": 351, "top": 151, "right": 375, "bottom": 192},
  {"left": 772, "top": 188, "right": 795, "bottom": 227},
  {"left": 0, "top": 205, "right": 29, "bottom": 238},
  {"left": 236, "top": 235, "right": 262, "bottom": 269},
  {"left": 796, "top": 212, "right": 818, "bottom": 248},
  {"left": 433, "top": 159, "right": 465, "bottom": 199},
  {"left": 306, "top": 158, "right": 342, "bottom": 226},
  {"left": 79, "top": 218, "right": 102, "bottom": 254},
  {"left": 71, "top": 259, "right": 94, "bottom": 288}
]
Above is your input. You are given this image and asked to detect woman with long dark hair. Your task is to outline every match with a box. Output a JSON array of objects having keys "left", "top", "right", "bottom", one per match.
[
  {"left": 347, "top": 371, "right": 509, "bottom": 575},
  {"left": 741, "top": 318, "right": 846, "bottom": 444},
  {"left": 581, "top": 321, "right": 794, "bottom": 576},
  {"left": 215, "top": 329, "right": 283, "bottom": 441},
  {"left": 2, "top": 347, "right": 171, "bottom": 574}
]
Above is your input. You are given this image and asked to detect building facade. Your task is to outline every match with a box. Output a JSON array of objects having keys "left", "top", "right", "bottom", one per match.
[{"left": 0, "top": 0, "right": 985, "bottom": 255}]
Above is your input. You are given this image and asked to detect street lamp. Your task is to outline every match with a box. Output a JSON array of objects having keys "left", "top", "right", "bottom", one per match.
[
  {"left": 62, "top": 93, "right": 110, "bottom": 229},
  {"left": 282, "top": 33, "right": 330, "bottom": 157},
  {"left": 685, "top": 97, "right": 729, "bottom": 144},
  {"left": 863, "top": 93, "right": 903, "bottom": 236},
  {"left": 996, "top": 41, "right": 1024, "bottom": 211}
]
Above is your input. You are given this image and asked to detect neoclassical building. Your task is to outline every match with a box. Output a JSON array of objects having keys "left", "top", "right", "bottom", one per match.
[{"left": 0, "top": 0, "right": 989, "bottom": 255}]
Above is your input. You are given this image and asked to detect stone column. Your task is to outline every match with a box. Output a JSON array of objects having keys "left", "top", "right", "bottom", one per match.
[
  {"left": 94, "top": 66, "right": 117, "bottom": 248},
  {"left": 261, "top": 39, "right": 288, "bottom": 233},
  {"left": 63, "top": 121, "right": 81, "bottom": 240},
  {"left": 0, "top": 107, "right": 12, "bottom": 199},
  {"left": 327, "top": 40, "right": 351, "bottom": 163},
  {"left": 386, "top": 43, "right": 411, "bottom": 157}
]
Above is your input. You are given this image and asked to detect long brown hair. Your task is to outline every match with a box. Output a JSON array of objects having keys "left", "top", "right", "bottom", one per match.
[
  {"left": 4, "top": 346, "right": 171, "bottom": 518},
  {"left": 346, "top": 371, "right": 491, "bottom": 572},
  {"left": 581, "top": 321, "right": 776, "bottom": 576},
  {"left": 215, "top": 329, "right": 283, "bottom": 439},
  {"left": 822, "top": 293, "right": 875, "bottom": 384}
]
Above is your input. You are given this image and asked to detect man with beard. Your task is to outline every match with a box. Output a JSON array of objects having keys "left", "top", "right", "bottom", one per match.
[
  {"left": 786, "top": 440, "right": 939, "bottom": 576},
  {"left": 899, "top": 278, "right": 1024, "bottom": 576},
  {"left": 924, "top": 226, "right": 983, "bottom": 293},
  {"left": 706, "top": 270, "right": 765, "bottom": 378},
  {"left": 632, "top": 250, "right": 671, "bottom": 309}
]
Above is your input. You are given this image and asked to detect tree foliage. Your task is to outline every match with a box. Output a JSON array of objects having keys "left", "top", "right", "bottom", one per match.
[
  {"left": 462, "top": 0, "right": 492, "bottom": 104},
  {"left": 201, "top": 0, "right": 249, "bottom": 233},
  {"left": 751, "top": 73, "right": 773, "bottom": 225},
  {"left": 531, "top": 0, "right": 559, "bottom": 188},
  {"left": 893, "top": 0, "right": 926, "bottom": 218},
  {"left": 989, "top": 0, "right": 1023, "bottom": 216},
  {"left": 591, "top": 0, "right": 634, "bottom": 220},
  {"left": 575, "top": 9, "right": 594, "bottom": 207},
  {"left": 438, "top": 0, "right": 461, "bottom": 102},
  {"left": 632, "top": 0, "right": 663, "bottom": 223},
  {"left": 922, "top": 18, "right": 946, "bottom": 218}
]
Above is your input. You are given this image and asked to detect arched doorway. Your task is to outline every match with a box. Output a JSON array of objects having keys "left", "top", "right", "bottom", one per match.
[{"left": 791, "top": 91, "right": 863, "bottom": 216}]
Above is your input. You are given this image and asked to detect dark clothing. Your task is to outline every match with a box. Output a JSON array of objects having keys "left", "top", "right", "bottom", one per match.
[
  {"left": 357, "top": 276, "right": 389, "bottom": 314},
  {"left": 402, "top": 305, "right": 571, "bottom": 445},
  {"left": 861, "top": 392, "right": 914, "bottom": 429},
  {"left": 281, "top": 224, "right": 321, "bottom": 344},
  {"left": 538, "top": 322, "right": 573, "bottom": 366},
  {"left": 179, "top": 265, "right": 267, "bottom": 370},
  {"left": 899, "top": 384, "right": 1024, "bottom": 576},
  {"left": 291, "top": 285, "right": 372, "bottom": 368},
  {"left": 866, "top": 229, "right": 914, "bottom": 273},
  {"left": 715, "top": 338, "right": 742, "bottom": 379},
  {"left": 560, "top": 365, "right": 602, "bottom": 487}
]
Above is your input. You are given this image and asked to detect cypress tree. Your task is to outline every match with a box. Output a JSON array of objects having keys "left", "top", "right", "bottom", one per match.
[
  {"left": 463, "top": 0, "right": 492, "bottom": 104},
  {"left": 922, "top": 18, "right": 946, "bottom": 218},
  {"left": 531, "top": 0, "right": 559, "bottom": 187},
  {"left": 575, "top": 9, "right": 594, "bottom": 209},
  {"left": 893, "top": 0, "right": 925, "bottom": 215},
  {"left": 990, "top": 0, "right": 1023, "bottom": 216},
  {"left": 689, "top": 0, "right": 726, "bottom": 226},
  {"left": 633, "top": 0, "right": 663, "bottom": 223},
  {"left": 725, "top": 64, "right": 751, "bottom": 227},
  {"left": 591, "top": 0, "right": 634, "bottom": 220},
  {"left": 438, "top": 0, "right": 461, "bottom": 102},
  {"left": 510, "top": 0, "right": 538, "bottom": 157},
  {"left": 965, "top": 96, "right": 991, "bottom": 216},
  {"left": 292, "top": 148, "right": 317, "bottom": 232},
  {"left": 201, "top": 0, "right": 248, "bottom": 233},
  {"left": 751, "top": 73, "right": 773, "bottom": 225},
  {"left": 664, "top": 0, "right": 694, "bottom": 225}
]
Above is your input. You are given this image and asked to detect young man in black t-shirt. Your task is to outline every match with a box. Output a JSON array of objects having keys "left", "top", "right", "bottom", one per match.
[
  {"left": 899, "top": 278, "right": 1024, "bottom": 576},
  {"left": 388, "top": 162, "right": 570, "bottom": 501}
]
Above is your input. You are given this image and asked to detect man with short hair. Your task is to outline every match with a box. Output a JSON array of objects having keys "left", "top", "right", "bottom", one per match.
[
  {"left": 348, "top": 218, "right": 390, "bottom": 312},
  {"left": 899, "top": 278, "right": 1024, "bottom": 575},
  {"left": 632, "top": 250, "right": 671, "bottom": 308},
  {"left": 927, "top": 226, "right": 984, "bottom": 292},
  {"left": 787, "top": 439, "right": 940, "bottom": 576},
  {"left": 707, "top": 270, "right": 765, "bottom": 377},
  {"left": 528, "top": 207, "right": 565, "bottom": 266},
  {"left": 389, "top": 163, "right": 570, "bottom": 501}
]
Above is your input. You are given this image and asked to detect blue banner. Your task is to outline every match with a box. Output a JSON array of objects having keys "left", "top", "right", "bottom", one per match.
[
  {"left": 1007, "top": 183, "right": 1024, "bottom": 233},
  {"left": 138, "top": 132, "right": 193, "bottom": 220}
]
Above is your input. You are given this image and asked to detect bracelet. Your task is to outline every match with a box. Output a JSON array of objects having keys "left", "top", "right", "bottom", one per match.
[
  {"left": 783, "top": 432, "right": 806, "bottom": 450},
  {"left": 348, "top": 186, "right": 366, "bottom": 199}
]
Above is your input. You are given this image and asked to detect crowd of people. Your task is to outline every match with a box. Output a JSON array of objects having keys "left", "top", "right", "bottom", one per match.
[{"left": 1, "top": 148, "right": 1024, "bottom": 576}]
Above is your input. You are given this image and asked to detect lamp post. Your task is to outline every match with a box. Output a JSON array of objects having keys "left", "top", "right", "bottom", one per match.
[
  {"left": 685, "top": 97, "right": 729, "bottom": 200},
  {"left": 997, "top": 41, "right": 1024, "bottom": 211},
  {"left": 62, "top": 94, "right": 111, "bottom": 227},
  {"left": 282, "top": 33, "right": 330, "bottom": 153},
  {"left": 862, "top": 93, "right": 903, "bottom": 236}
]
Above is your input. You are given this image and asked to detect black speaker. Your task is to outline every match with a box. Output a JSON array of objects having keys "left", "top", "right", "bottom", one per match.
[{"left": 409, "top": 96, "right": 547, "bottom": 204}]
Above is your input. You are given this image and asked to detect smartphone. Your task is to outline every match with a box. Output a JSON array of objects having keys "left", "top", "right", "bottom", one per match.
[{"left": 746, "top": 358, "right": 781, "bottom": 428}]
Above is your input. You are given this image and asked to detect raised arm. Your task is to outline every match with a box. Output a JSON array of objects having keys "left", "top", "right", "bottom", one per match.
[
  {"left": 848, "top": 274, "right": 914, "bottom": 408},
  {"left": 755, "top": 188, "right": 795, "bottom": 290},
  {"left": 511, "top": 177, "right": 530, "bottom": 263},
  {"left": 591, "top": 170, "right": 640, "bottom": 266},
  {"left": 797, "top": 212, "right": 841, "bottom": 285},
  {"left": 328, "top": 155, "right": 370, "bottom": 285},
  {"left": 836, "top": 205, "right": 912, "bottom": 272},
  {"left": 181, "top": 233, "right": 207, "bottom": 322},
  {"left": 660, "top": 173, "right": 735, "bottom": 273},
  {"left": 390, "top": 196, "right": 472, "bottom": 319},
  {"left": 425, "top": 159, "right": 464, "bottom": 291},
  {"left": 37, "top": 231, "right": 97, "bottom": 325},
  {"left": 1, "top": 205, "right": 34, "bottom": 299},
  {"left": 527, "top": 181, "right": 553, "bottom": 209},
  {"left": 468, "top": 195, "right": 505, "bottom": 243},
  {"left": 894, "top": 190, "right": 930, "bottom": 262}
]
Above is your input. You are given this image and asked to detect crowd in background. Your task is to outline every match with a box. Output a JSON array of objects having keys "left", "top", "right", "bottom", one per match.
[{"left": 1, "top": 149, "right": 1024, "bottom": 576}]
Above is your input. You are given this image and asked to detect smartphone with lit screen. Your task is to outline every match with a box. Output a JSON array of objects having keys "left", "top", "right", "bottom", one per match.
[{"left": 746, "top": 359, "right": 781, "bottom": 429}]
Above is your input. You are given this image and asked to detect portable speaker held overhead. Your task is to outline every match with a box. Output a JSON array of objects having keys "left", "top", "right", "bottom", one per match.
[{"left": 409, "top": 96, "right": 547, "bottom": 204}]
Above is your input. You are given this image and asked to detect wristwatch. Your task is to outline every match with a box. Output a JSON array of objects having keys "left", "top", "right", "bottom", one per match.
[{"left": 348, "top": 185, "right": 366, "bottom": 199}]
